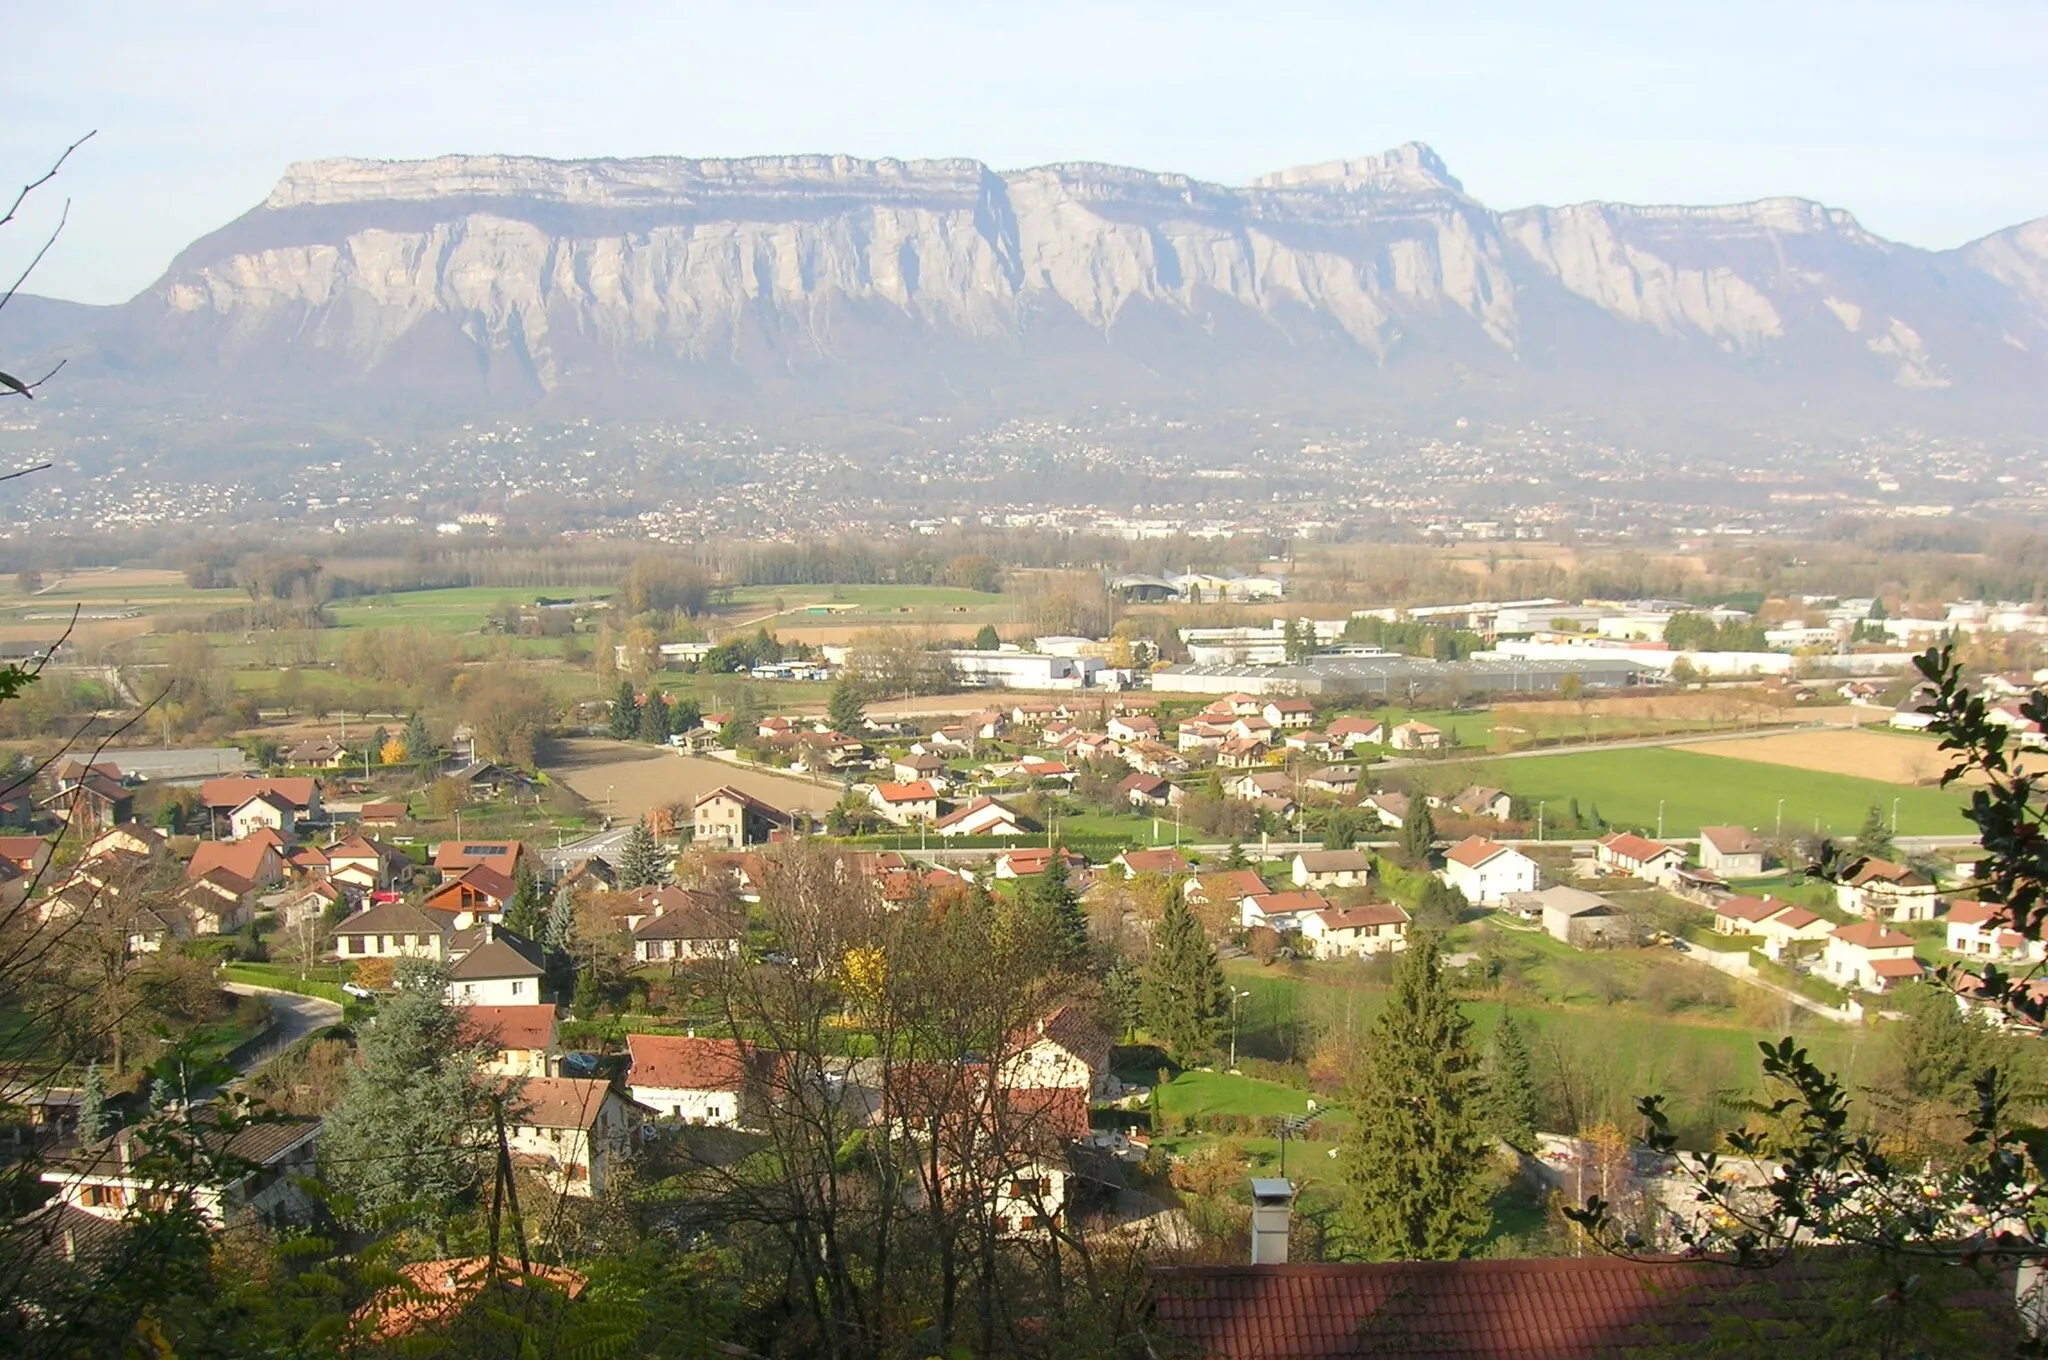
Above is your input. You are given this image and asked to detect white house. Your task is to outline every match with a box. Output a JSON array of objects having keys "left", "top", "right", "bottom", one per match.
[
  {"left": 1835, "top": 858, "right": 1942, "bottom": 922},
  {"left": 506, "top": 1077, "right": 647, "bottom": 1197},
  {"left": 1240, "top": 890, "right": 1331, "bottom": 933},
  {"left": 934, "top": 797, "right": 1031, "bottom": 839},
  {"left": 1261, "top": 699, "right": 1317, "bottom": 730},
  {"left": 1595, "top": 833, "right": 1687, "bottom": 886},
  {"left": 1713, "top": 895, "right": 1831, "bottom": 958},
  {"left": 999, "top": 1005, "right": 1116, "bottom": 1100},
  {"left": 1945, "top": 902, "right": 2046, "bottom": 964},
  {"left": 630, "top": 889, "right": 743, "bottom": 965},
  {"left": 1439, "top": 837, "right": 1538, "bottom": 905},
  {"left": 868, "top": 781, "right": 940, "bottom": 826},
  {"left": 44, "top": 1118, "right": 321, "bottom": 1226},
  {"left": 1388, "top": 721, "right": 1443, "bottom": 751},
  {"left": 228, "top": 792, "right": 297, "bottom": 843},
  {"left": 1300, "top": 903, "right": 1410, "bottom": 958},
  {"left": 1697, "top": 826, "right": 1767, "bottom": 878},
  {"left": 626, "top": 1033, "right": 757, "bottom": 1126},
  {"left": 459, "top": 1004, "right": 561, "bottom": 1079},
  {"left": 444, "top": 932, "right": 549, "bottom": 1006},
  {"left": 1290, "top": 850, "right": 1371, "bottom": 891},
  {"left": 1105, "top": 714, "right": 1160, "bottom": 743},
  {"left": 1325, "top": 717, "right": 1384, "bottom": 749},
  {"left": 331, "top": 900, "right": 456, "bottom": 962},
  {"left": 1821, "top": 921, "right": 1925, "bottom": 994}
]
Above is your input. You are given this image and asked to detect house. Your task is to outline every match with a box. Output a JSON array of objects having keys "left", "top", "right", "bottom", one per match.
[
  {"left": 1116, "top": 848, "right": 1192, "bottom": 879},
  {"left": 1228, "top": 717, "right": 1278, "bottom": 745},
  {"left": 1439, "top": 837, "right": 1539, "bottom": 905},
  {"left": 1121, "top": 740, "right": 1188, "bottom": 776},
  {"left": 1835, "top": 857, "right": 1942, "bottom": 921},
  {"left": 458, "top": 1004, "right": 561, "bottom": 1078},
  {"left": 1889, "top": 687, "right": 1939, "bottom": 732},
  {"left": 629, "top": 888, "right": 744, "bottom": 964},
  {"left": 1693, "top": 830, "right": 1765, "bottom": 883},
  {"left": 1240, "top": 890, "right": 1330, "bottom": 933},
  {"left": 1444, "top": 786, "right": 1514, "bottom": 822},
  {"left": 1215, "top": 737, "right": 1270, "bottom": 769},
  {"left": 1300, "top": 903, "right": 1409, "bottom": 958},
  {"left": 1260, "top": 699, "right": 1316, "bottom": 730},
  {"left": 505, "top": 1077, "right": 646, "bottom": 1197},
  {"left": 1509, "top": 885, "right": 1628, "bottom": 945},
  {"left": 1203, "top": 693, "right": 1265, "bottom": 718},
  {"left": 1224, "top": 770, "right": 1293, "bottom": 802},
  {"left": 332, "top": 900, "right": 459, "bottom": 961},
  {"left": 1822, "top": 921, "right": 1925, "bottom": 993},
  {"left": 0, "top": 834, "right": 53, "bottom": 880},
  {"left": 225, "top": 792, "right": 296, "bottom": 843},
  {"left": 1283, "top": 730, "right": 1337, "bottom": 761},
  {"left": 1106, "top": 714, "right": 1159, "bottom": 743},
  {"left": 432, "top": 840, "right": 527, "bottom": 884},
  {"left": 325, "top": 835, "right": 413, "bottom": 892},
  {"left": 181, "top": 871, "right": 257, "bottom": 935},
  {"left": 1711, "top": 896, "right": 1830, "bottom": 956},
  {"left": 423, "top": 864, "right": 517, "bottom": 921},
  {"left": 1387, "top": 721, "right": 1443, "bottom": 751},
  {"left": 626, "top": 1033, "right": 758, "bottom": 1126},
  {"left": 994, "top": 847, "right": 1088, "bottom": 880},
  {"left": 1325, "top": 716, "right": 1384, "bottom": 748},
  {"left": 188, "top": 838, "right": 284, "bottom": 891},
  {"left": 892, "top": 752, "right": 948, "bottom": 785},
  {"left": 1000, "top": 1005, "right": 1116, "bottom": 1099},
  {"left": 1185, "top": 870, "right": 1270, "bottom": 912},
  {"left": 199, "top": 777, "right": 321, "bottom": 836},
  {"left": 359, "top": 801, "right": 406, "bottom": 828},
  {"left": 693, "top": 786, "right": 795, "bottom": 848},
  {"left": 1290, "top": 850, "right": 1371, "bottom": 891},
  {"left": 1116, "top": 772, "right": 1172, "bottom": 808},
  {"left": 277, "top": 879, "right": 342, "bottom": 930},
  {"left": 284, "top": 737, "right": 350, "bottom": 769},
  {"left": 933, "top": 796, "right": 1033, "bottom": 839},
  {"left": 445, "top": 931, "right": 549, "bottom": 1006},
  {"left": 1945, "top": 902, "right": 2045, "bottom": 965},
  {"left": 1595, "top": 832, "right": 1686, "bottom": 886},
  {"left": 868, "top": 781, "right": 940, "bottom": 826},
  {"left": 44, "top": 1118, "right": 322, "bottom": 1227},
  {"left": 444, "top": 760, "right": 535, "bottom": 799},
  {"left": 1359, "top": 792, "right": 1410, "bottom": 830},
  {"left": 1177, "top": 720, "right": 1231, "bottom": 753},
  {"left": 1302, "top": 765, "right": 1360, "bottom": 795},
  {"left": 40, "top": 774, "right": 132, "bottom": 832}
]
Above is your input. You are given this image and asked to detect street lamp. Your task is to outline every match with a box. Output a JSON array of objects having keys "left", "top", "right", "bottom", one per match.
[
  {"left": 1657, "top": 800, "right": 1666, "bottom": 840},
  {"left": 1776, "top": 797, "right": 1786, "bottom": 838},
  {"left": 1891, "top": 796, "right": 1901, "bottom": 835},
  {"left": 1536, "top": 799, "right": 1546, "bottom": 842},
  {"left": 1229, "top": 987, "right": 1252, "bottom": 1071}
]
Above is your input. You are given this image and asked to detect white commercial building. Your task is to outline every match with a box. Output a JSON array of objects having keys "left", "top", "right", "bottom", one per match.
[{"left": 948, "top": 650, "right": 1099, "bottom": 690}]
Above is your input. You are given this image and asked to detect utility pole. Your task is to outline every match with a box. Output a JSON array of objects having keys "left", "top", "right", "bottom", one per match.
[
  {"left": 1776, "top": 797, "right": 1785, "bottom": 838},
  {"left": 1891, "top": 796, "right": 1901, "bottom": 835},
  {"left": 1536, "top": 800, "right": 1545, "bottom": 842},
  {"left": 1657, "top": 800, "right": 1665, "bottom": 840},
  {"left": 1229, "top": 987, "right": 1251, "bottom": 1071}
]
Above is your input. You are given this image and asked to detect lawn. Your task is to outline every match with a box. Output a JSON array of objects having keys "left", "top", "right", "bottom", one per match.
[
  {"left": 325, "top": 586, "right": 540, "bottom": 634},
  {"left": 1466, "top": 747, "right": 1973, "bottom": 838},
  {"left": 1155, "top": 1069, "right": 1320, "bottom": 1122}
]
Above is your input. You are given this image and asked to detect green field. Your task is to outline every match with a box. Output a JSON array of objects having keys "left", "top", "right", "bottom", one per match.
[
  {"left": 1155, "top": 1069, "right": 1320, "bottom": 1121},
  {"left": 1466, "top": 746, "right": 1973, "bottom": 838}
]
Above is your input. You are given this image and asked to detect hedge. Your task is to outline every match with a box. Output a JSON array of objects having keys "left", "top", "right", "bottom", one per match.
[{"left": 220, "top": 963, "right": 348, "bottom": 1006}]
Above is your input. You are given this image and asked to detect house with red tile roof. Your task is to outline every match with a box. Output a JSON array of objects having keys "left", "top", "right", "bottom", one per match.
[
  {"left": 1946, "top": 901, "right": 2045, "bottom": 965},
  {"left": 504, "top": 1076, "right": 647, "bottom": 1197},
  {"left": 457, "top": 1004, "right": 560, "bottom": 1078},
  {"left": 1290, "top": 849, "right": 1370, "bottom": 891},
  {"left": 994, "top": 846, "right": 1087, "bottom": 880},
  {"left": 188, "top": 839, "right": 283, "bottom": 891},
  {"left": 1001, "top": 1005, "right": 1115, "bottom": 1098},
  {"left": 1325, "top": 716, "right": 1384, "bottom": 748},
  {"left": 693, "top": 785, "right": 794, "bottom": 848},
  {"left": 1834, "top": 856, "right": 1942, "bottom": 921},
  {"left": 626, "top": 1034, "right": 759, "bottom": 1126},
  {"left": 867, "top": 780, "right": 940, "bottom": 826},
  {"left": 1439, "top": 837, "right": 1537, "bottom": 904},
  {"left": 1116, "top": 847, "right": 1192, "bottom": 878},
  {"left": 1116, "top": 771, "right": 1173, "bottom": 808},
  {"left": 1261, "top": 699, "right": 1317, "bottom": 730},
  {"left": 199, "top": 777, "right": 321, "bottom": 836},
  {"left": 935, "top": 796, "right": 1032, "bottom": 839},
  {"left": 1240, "top": 890, "right": 1331, "bottom": 933},
  {"left": 1712, "top": 895, "right": 1831, "bottom": 958},
  {"left": 1822, "top": 920, "right": 1924, "bottom": 993},
  {"left": 1300, "top": 903, "right": 1409, "bottom": 958},
  {"left": 1387, "top": 720, "right": 1442, "bottom": 751},
  {"left": 1185, "top": 870, "right": 1269, "bottom": 910},
  {"left": 423, "top": 864, "right": 516, "bottom": 922},
  {"left": 431, "top": 840, "right": 527, "bottom": 884},
  {"left": 1697, "top": 824, "right": 1767, "bottom": 877},
  {"left": 1595, "top": 832, "right": 1686, "bottom": 885}
]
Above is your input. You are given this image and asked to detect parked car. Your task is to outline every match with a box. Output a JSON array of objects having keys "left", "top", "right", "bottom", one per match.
[{"left": 341, "top": 980, "right": 376, "bottom": 1000}]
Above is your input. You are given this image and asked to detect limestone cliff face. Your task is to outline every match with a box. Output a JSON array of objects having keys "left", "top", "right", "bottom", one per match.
[{"left": 92, "top": 144, "right": 2048, "bottom": 418}]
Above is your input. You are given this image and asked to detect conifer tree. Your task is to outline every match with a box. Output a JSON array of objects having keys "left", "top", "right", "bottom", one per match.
[
  {"left": 78, "top": 1060, "right": 109, "bottom": 1143},
  {"left": 1852, "top": 804, "right": 1897, "bottom": 861},
  {"left": 971, "top": 624, "right": 1001, "bottom": 651},
  {"left": 402, "top": 712, "right": 433, "bottom": 764},
  {"left": 827, "top": 677, "right": 867, "bottom": 734},
  {"left": 637, "top": 691, "right": 672, "bottom": 744},
  {"left": 502, "top": 863, "right": 549, "bottom": 939},
  {"left": 608, "top": 679, "right": 640, "bottom": 740},
  {"left": 1401, "top": 798, "right": 1438, "bottom": 865},
  {"left": 617, "top": 820, "right": 668, "bottom": 889},
  {"left": 1142, "top": 895, "right": 1225, "bottom": 1065},
  {"left": 1028, "top": 852, "right": 1089, "bottom": 968},
  {"left": 1222, "top": 840, "right": 1249, "bottom": 871},
  {"left": 367, "top": 726, "right": 388, "bottom": 767},
  {"left": 1480, "top": 1011, "right": 1539, "bottom": 1152},
  {"left": 1102, "top": 959, "right": 1143, "bottom": 1040},
  {"left": 1339, "top": 933, "right": 1491, "bottom": 1259}
]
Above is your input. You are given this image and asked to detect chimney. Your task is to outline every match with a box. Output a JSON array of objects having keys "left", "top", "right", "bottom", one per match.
[{"left": 1250, "top": 1178, "right": 1294, "bottom": 1265}]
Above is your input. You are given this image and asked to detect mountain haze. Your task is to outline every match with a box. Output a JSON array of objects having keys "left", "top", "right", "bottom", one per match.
[{"left": 28, "top": 144, "right": 2048, "bottom": 432}]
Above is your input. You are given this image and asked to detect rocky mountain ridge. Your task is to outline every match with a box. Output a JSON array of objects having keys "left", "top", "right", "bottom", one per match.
[{"left": 24, "top": 143, "right": 2048, "bottom": 432}]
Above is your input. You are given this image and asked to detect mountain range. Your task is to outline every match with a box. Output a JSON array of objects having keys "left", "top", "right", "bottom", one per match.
[{"left": 12, "top": 143, "right": 2048, "bottom": 436}]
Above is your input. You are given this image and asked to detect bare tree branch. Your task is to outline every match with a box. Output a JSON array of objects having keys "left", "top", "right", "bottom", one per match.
[{"left": 0, "top": 130, "right": 96, "bottom": 320}]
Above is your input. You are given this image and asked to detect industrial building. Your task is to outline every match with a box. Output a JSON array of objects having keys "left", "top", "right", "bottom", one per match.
[{"left": 1151, "top": 655, "right": 1654, "bottom": 698}]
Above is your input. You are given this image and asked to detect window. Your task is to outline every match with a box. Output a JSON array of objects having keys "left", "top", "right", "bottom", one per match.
[
  {"left": 347, "top": 936, "right": 364, "bottom": 956},
  {"left": 511, "top": 980, "right": 524, "bottom": 996}
]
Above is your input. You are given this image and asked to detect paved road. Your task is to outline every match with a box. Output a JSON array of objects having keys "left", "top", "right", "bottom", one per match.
[
  {"left": 221, "top": 982, "right": 343, "bottom": 1078},
  {"left": 545, "top": 827, "right": 635, "bottom": 871}
]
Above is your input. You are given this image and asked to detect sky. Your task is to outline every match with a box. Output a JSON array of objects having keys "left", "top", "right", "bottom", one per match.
[{"left": 5, "top": 0, "right": 2045, "bottom": 305}]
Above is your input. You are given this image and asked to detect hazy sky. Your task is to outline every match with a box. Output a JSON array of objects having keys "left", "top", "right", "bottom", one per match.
[{"left": 6, "top": 1, "right": 2044, "bottom": 304}]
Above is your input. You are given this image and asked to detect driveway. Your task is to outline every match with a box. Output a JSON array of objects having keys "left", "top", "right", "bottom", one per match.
[{"left": 221, "top": 981, "right": 343, "bottom": 1078}]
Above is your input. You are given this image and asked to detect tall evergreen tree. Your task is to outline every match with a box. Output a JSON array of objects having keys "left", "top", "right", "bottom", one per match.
[
  {"left": 971, "top": 624, "right": 1001, "bottom": 651},
  {"left": 1028, "top": 852, "right": 1088, "bottom": 969},
  {"left": 543, "top": 881, "right": 579, "bottom": 954},
  {"left": 1142, "top": 895, "right": 1226, "bottom": 1065},
  {"left": 1339, "top": 933, "right": 1492, "bottom": 1259},
  {"left": 608, "top": 679, "right": 641, "bottom": 740},
  {"left": 1101, "top": 959, "right": 1144, "bottom": 1040},
  {"left": 367, "top": 726, "right": 389, "bottom": 768},
  {"left": 617, "top": 821, "right": 668, "bottom": 889},
  {"left": 401, "top": 712, "right": 433, "bottom": 764},
  {"left": 78, "top": 1060, "right": 109, "bottom": 1143},
  {"left": 827, "top": 677, "right": 867, "bottom": 734},
  {"left": 1480, "top": 1011, "right": 1539, "bottom": 1153},
  {"left": 637, "top": 691, "right": 673, "bottom": 744},
  {"left": 320, "top": 959, "right": 495, "bottom": 1231},
  {"left": 502, "top": 863, "right": 549, "bottom": 940},
  {"left": 1852, "top": 804, "right": 1897, "bottom": 862},
  {"left": 1401, "top": 799, "right": 1438, "bottom": 865},
  {"left": 1221, "top": 840, "right": 1249, "bottom": 871}
]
